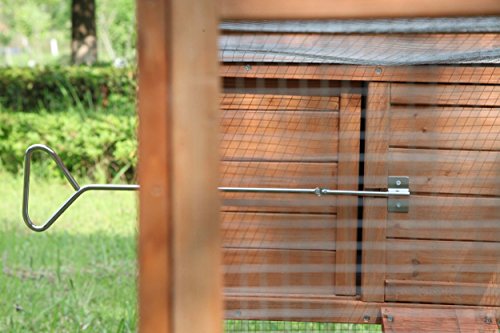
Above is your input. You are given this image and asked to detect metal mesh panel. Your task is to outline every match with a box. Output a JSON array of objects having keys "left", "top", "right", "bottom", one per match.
[{"left": 219, "top": 17, "right": 500, "bottom": 333}]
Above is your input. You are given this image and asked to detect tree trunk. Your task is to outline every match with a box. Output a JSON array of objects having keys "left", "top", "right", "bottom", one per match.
[{"left": 71, "top": 0, "right": 97, "bottom": 65}]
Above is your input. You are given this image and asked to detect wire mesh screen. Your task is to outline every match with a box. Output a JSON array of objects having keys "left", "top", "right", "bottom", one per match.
[{"left": 219, "top": 17, "right": 500, "bottom": 333}]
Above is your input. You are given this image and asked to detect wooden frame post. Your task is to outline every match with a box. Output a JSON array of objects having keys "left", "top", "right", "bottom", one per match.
[{"left": 137, "top": 0, "right": 221, "bottom": 333}]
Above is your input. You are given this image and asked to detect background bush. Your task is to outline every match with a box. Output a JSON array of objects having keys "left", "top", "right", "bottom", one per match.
[
  {"left": 0, "top": 109, "right": 137, "bottom": 183},
  {"left": 0, "top": 66, "right": 136, "bottom": 112}
]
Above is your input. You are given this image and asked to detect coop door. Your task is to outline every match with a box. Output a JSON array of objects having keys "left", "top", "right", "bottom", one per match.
[
  {"left": 361, "top": 82, "right": 500, "bottom": 306},
  {"left": 220, "top": 79, "right": 362, "bottom": 297}
]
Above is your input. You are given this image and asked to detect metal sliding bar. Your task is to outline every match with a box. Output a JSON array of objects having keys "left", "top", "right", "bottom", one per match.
[{"left": 22, "top": 144, "right": 410, "bottom": 232}]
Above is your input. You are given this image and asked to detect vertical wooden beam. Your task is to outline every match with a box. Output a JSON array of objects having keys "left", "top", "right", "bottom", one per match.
[
  {"left": 362, "top": 83, "right": 390, "bottom": 302},
  {"left": 137, "top": 0, "right": 171, "bottom": 332},
  {"left": 171, "top": 1, "right": 222, "bottom": 333},
  {"left": 335, "top": 93, "right": 361, "bottom": 296},
  {"left": 137, "top": 0, "right": 221, "bottom": 332}
]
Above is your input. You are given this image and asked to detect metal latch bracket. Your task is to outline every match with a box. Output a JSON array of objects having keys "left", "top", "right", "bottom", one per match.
[{"left": 388, "top": 176, "right": 410, "bottom": 213}]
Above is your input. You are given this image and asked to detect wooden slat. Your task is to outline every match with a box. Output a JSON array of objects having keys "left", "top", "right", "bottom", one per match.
[
  {"left": 361, "top": 197, "right": 387, "bottom": 302},
  {"left": 220, "top": 0, "right": 500, "bottom": 19},
  {"left": 381, "top": 307, "right": 498, "bottom": 333},
  {"left": 221, "top": 212, "right": 336, "bottom": 251},
  {"left": 335, "top": 93, "right": 361, "bottom": 296},
  {"left": 221, "top": 64, "right": 500, "bottom": 85},
  {"left": 390, "top": 106, "right": 500, "bottom": 151},
  {"left": 387, "top": 195, "right": 500, "bottom": 242},
  {"left": 137, "top": 0, "right": 171, "bottom": 331},
  {"left": 221, "top": 94, "right": 339, "bottom": 111},
  {"left": 385, "top": 280, "right": 500, "bottom": 307},
  {"left": 221, "top": 110, "right": 339, "bottom": 162},
  {"left": 388, "top": 148, "right": 499, "bottom": 196},
  {"left": 365, "top": 83, "right": 390, "bottom": 189},
  {"left": 224, "top": 294, "right": 500, "bottom": 324},
  {"left": 224, "top": 249, "right": 336, "bottom": 295},
  {"left": 221, "top": 161, "right": 338, "bottom": 213},
  {"left": 386, "top": 239, "right": 500, "bottom": 284},
  {"left": 391, "top": 84, "right": 500, "bottom": 107},
  {"left": 171, "top": 0, "right": 221, "bottom": 332}
]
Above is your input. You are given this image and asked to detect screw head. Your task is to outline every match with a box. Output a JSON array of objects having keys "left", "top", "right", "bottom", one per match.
[
  {"left": 396, "top": 202, "right": 402, "bottom": 208},
  {"left": 396, "top": 180, "right": 402, "bottom": 186},
  {"left": 375, "top": 67, "right": 383, "bottom": 75},
  {"left": 244, "top": 64, "right": 252, "bottom": 71}
]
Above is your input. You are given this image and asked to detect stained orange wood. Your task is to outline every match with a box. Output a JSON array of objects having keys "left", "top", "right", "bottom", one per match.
[
  {"left": 170, "top": 0, "right": 221, "bottom": 332},
  {"left": 221, "top": 65, "right": 500, "bottom": 85},
  {"left": 361, "top": 197, "right": 387, "bottom": 302},
  {"left": 221, "top": 212, "right": 336, "bottom": 251},
  {"left": 387, "top": 195, "right": 500, "bottom": 242},
  {"left": 220, "top": 0, "right": 500, "bottom": 19},
  {"left": 335, "top": 93, "right": 361, "bottom": 296},
  {"left": 221, "top": 94, "right": 339, "bottom": 111},
  {"left": 385, "top": 280, "right": 500, "bottom": 307},
  {"left": 224, "top": 294, "right": 500, "bottom": 324},
  {"left": 137, "top": 0, "right": 171, "bottom": 331},
  {"left": 391, "top": 84, "right": 500, "bottom": 107},
  {"left": 381, "top": 307, "right": 498, "bottom": 333},
  {"left": 390, "top": 106, "right": 500, "bottom": 151},
  {"left": 224, "top": 248, "right": 336, "bottom": 295},
  {"left": 385, "top": 239, "right": 500, "bottom": 284},
  {"left": 221, "top": 161, "right": 338, "bottom": 213},
  {"left": 388, "top": 148, "right": 499, "bottom": 196},
  {"left": 365, "top": 83, "right": 390, "bottom": 189},
  {"left": 221, "top": 110, "right": 339, "bottom": 162}
]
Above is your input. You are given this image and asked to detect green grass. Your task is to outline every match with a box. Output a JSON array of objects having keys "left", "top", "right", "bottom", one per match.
[{"left": 0, "top": 172, "right": 381, "bottom": 332}]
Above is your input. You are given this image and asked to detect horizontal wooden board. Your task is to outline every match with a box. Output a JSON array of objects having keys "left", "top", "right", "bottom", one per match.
[
  {"left": 390, "top": 106, "right": 500, "bottom": 151},
  {"left": 387, "top": 148, "right": 499, "bottom": 196},
  {"left": 222, "top": 212, "right": 336, "bottom": 251},
  {"left": 221, "top": 110, "right": 338, "bottom": 162},
  {"left": 391, "top": 84, "right": 500, "bottom": 107},
  {"left": 381, "top": 307, "right": 498, "bottom": 333},
  {"left": 221, "top": 65, "right": 500, "bottom": 85},
  {"left": 221, "top": 94, "right": 339, "bottom": 111},
  {"left": 385, "top": 280, "right": 500, "bottom": 307},
  {"left": 220, "top": 0, "right": 500, "bottom": 20},
  {"left": 221, "top": 161, "right": 338, "bottom": 213},
  {"left": 224, "top": 294, "right": 500, "bottom": 324},
  {"left": 385, "top": 239, "right": 500, "bottom": 284},
  {"left": 387, "top": 195, "right": 500, "bottom": 242},
  {"left": 224, "top": 248, "right": 336, "bottom": 295}
]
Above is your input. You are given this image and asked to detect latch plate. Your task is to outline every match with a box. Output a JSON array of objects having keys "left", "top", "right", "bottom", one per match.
[{"left": 388, "top": 176, "right": 410, "bottom": 213}]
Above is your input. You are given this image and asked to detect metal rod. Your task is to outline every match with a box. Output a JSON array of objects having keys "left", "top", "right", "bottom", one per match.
[{"left": 22, "top": 144, "right": 409, "bottom": 232}]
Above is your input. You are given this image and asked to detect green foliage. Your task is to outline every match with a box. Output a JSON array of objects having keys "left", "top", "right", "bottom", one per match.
[
  {"left": 0, "top": 110, "right": 137, "bottom": 183},
  {"left": 0, "top": 66, "right": 136, "bottom": 112}
]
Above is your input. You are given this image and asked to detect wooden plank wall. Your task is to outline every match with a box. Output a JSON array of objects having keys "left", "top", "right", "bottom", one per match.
[
  {"left": 221, "top": 79, "right": 360, "bottom": 297},
  {"left": 365, "top": 82, "right": 500, "bottom": 307}
]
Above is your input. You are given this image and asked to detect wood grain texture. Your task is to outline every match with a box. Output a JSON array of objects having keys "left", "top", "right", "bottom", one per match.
[
  {"left": 381, "top": 307, "right": 498, "bottom": 333},
  {"left": 388, "top": 148, "right": 499, "bottom": 196},
  {"left": 221, "top": 94, "right": 339, "bottom": 111},
  {"left": 221, "top": 110, "right": 339, "bottom": 162},
  {"left": 365, "top": 83, "right": 390, "bottom": 189},
  {"left": 171, "top": 0, "right": 222, "bottom": 332},
  {"left": 391, "top": 84, "right": 500, "bottom": 107},
  {"left": 137, "top": 0, "right": 171, "bottom": 331},
  {"left": 221, "top": 161, "right": 338, "bottom": 213},
  {"left": 224, "top": 294, "right": 500, "bottom": 324},
  {"left": 222, "top": 65, "right": 500, "bottom": 85},
  {"left": 221, "top": 212, "right": 336, "bottom": 251},
  {"left": 335, "top": 93, "right": 361, "bottom": 296},
  {"left": 220, "top": 0, "right": 500, "bottom": 19},
  {"left": 385, "top": 239, "right": 500, "bottom": 284},
  {"left": 385, "top": 280, "right": 500, "bottom": 307},
  {"left": 390, "top": 106, "right": 500, "bottom": 151},
  {"left": 387, "top": 195, "right": 500, "bottom": 242},
  {"left": 361, "top": 198, "right": 387, "bottom": 302},
  {"left": 224, "top": 248, "right": 336, "bottom": 295}
]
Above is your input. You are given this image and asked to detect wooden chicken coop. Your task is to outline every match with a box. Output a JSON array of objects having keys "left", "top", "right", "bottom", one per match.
[{"left": 136, "top": 2, "right": 500, "bottom": 333}]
